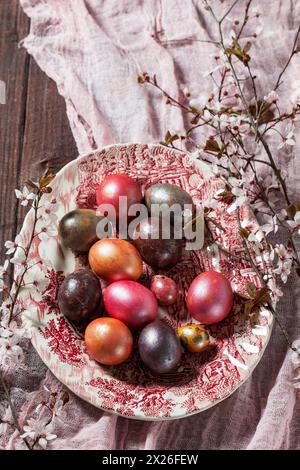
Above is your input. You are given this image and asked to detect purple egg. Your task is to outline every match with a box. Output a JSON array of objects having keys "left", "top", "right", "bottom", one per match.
[{"left": 138, "top": 321, "right": 182, "bottom": 374}]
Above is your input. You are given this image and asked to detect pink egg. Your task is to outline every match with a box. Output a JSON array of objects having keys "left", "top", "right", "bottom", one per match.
[
  {"left": 103, "top": 280, "right": 158, "bottom": 331},
  {"left": 187, "top": 271, "right": 233, "bottom": 325}
]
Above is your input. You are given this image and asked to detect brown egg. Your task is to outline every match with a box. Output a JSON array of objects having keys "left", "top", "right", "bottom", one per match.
[
  {"left": 59, "top": 209, "right": 106, "bottom": 253},
  {"left": 177, "top": 324, "right": 210, "bottom": 353},
  {"left": 88, "top": 238, "right": 143, "bottom": 283}
]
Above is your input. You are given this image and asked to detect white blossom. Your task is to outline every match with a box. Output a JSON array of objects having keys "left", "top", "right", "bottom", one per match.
[
  {"left": 227, "top": 187, "right": 248, "bottom": 213},
  {"left": 271, "top": 244, "right": 293, "bottom": 284},
  {"left": 260, "top": 216, "right": 279, "bottom": 236},
  {"left": 52, "top": 399, "right": 67, "bottom": 420},
  {"left": 22, "top": 305, "right": 43, "bottom": 330},
  {"left": 10, "top": 250, "right": 26, "bottom": 266},
  {"left": 277, "top": 124, "right": 295, "bottom": 149},
  {"left": 5, "top": 235, "right": 21, "bottom": 255},
  {"left": 21, "top": 419, "right": 57, "bottom": 449},
  {"left": 260, "top": 172, "right": 280, "bottom": 194},
  {"left": 36, "top": 219, "right": 58, "bottom": 242},
  {"left": 253, "top": 22, "right": 264, "bottom": 37},
  {"left": 0, "top": 405, "right": 14, "bottom": 435},
  {"left": 264, "top": 91, "right": 278, "bottom": 104},
  {"left": 189, "top": 95, "right": 207, "bottom": 111},
  {"left": 287, "top": 211, "right": 300, "bottom": 235},
  {"left": 223, "top": 28, "right": 237, "bottom": 48},
  {"left": 29, "top": 269, "right": 49, "bottom": 293},
  {"left": 15, "top": 187, "right": 35, "bottom": 206},
  {"left": 252, "top": 7, "right": 263, "bottom": 17},
  {"left": 0, "top": 299, "right": 12, "bottom": 317},
  {"left": 217, "top": 113, "right": 230, "bottom": 131},
  {"left": 228, "top": 115, "right": 250, "bottom": 134},
  {"left": 202, "top": 54, "right": 227, "bottom": 77},
  {"left": 0, "top": 330, "right": 24, "bottom": 365},
  {"left": 39, "top": 199, "right": 59, "bottom": 224},
  {"left": 248, "top": 227, "right": 264, "bottom": 243},
  {"left": 267, "top": 277, "right": 283, "bottom": 302}
]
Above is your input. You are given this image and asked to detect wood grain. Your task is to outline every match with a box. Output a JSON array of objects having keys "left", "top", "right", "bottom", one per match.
[
  {"left": 0, "top": 1, "right": 77, "bottom": 262},
  {"left": 0, "top": 0, "right": 30, "bottom": 259}
]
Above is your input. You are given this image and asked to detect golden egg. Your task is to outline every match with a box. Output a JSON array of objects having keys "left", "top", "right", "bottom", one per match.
[{"left": 177, "top": 324, "right": 210, "bottom": 353}]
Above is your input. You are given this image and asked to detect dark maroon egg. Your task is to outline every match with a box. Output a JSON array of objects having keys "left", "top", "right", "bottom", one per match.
[
  {"left": 132, "top": 216, "right": 183, "bottom": 270},
  {"left": 187, "top": 271, "right": 233, "bottom": 325},
  {"left": 103, "top": 280, "right": 158, "bottom": 331},
  {"left": 59, "top": 209, "right": 104, "bottom": 253},
  {"left": 138, "top": 321, "right": 182, "bottom": 374},
  {"left": 58, "top": 269, "right": 102, "bottom": 322},
  {"left": 150, "top": 275, "right": 178, "bottom": 306},
  {"left": 144, "top": 183, "right": 194, "bottom": 226}
]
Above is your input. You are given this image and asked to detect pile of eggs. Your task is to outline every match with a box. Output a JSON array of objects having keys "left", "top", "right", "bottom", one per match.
[{"left": 57, "top": 174, "right": 234, "bottom": 375}]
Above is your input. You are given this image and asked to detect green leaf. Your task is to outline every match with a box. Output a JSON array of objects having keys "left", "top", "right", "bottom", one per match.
[
  {"left": 246, "top": 282, "right": 256, "bottom": 298},
  {"left": 41, "top": 186, "right": 53, "bottom": 194},
  {"left": 239, "top": 228, "right": 250, "bottom": 239},
  {"left": 137, "top": 73, "right": 150, "bottom": 84},
  {"left": 39, "top": 168, "right": 55, "bottom": 188},
  {"left": 190, "top": 115, "right": 200, "bottom": 125},
  {"left": 244, "top": 299, "right": 254, "bottom": 316},
  {"left": 287, "top": 202, "right": 300, "bottom": 218},
  {"left": 204, "top": 138, "right": 221, "bottom": 153},
  {"left": 188, "top": 106, "right": 200, "bottom": 115},
  {"left": 243, "top": 41, "right": 252, "bottom": 53},
  {"left": 225, "top": 38, "right": 251, "bottom": 65},
  {"left": 60, "top": 391, "right": 69, "bottom": 405},
  {"left": 164, "top": 131, "right": 179, "bottom": 146}
]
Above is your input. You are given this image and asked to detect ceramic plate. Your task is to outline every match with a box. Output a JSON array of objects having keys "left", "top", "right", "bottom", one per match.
[{"left": 17, "top": 143, "right": 273, "bottom": 420}]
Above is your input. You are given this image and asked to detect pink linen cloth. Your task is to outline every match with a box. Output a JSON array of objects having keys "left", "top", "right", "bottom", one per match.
[{"left": 4, "top": 0, "right": 299, "bottom": 449}]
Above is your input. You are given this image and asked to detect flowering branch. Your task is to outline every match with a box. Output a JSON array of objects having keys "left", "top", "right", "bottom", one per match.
[
  {"left": 138, "top": 1, "right": 300, "bottom": 359},
  {"left": 0, "top": 169, "right": 61, "bottom": 449}
]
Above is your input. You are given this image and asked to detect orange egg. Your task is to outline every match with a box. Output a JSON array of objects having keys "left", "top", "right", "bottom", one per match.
[
  {"left": 85, "top": 317, "right": 133, "bottom": 365},
  {"left": 88, "top": 238, "right": 143, "bottom": 283}
]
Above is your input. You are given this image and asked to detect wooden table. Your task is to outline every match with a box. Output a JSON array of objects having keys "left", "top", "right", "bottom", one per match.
[{"left": 0, "top": 0, "right": 77, "bottom": 262}]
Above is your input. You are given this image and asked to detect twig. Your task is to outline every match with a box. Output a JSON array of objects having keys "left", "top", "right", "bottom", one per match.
[
  {"left": 7, "top": 192, "right": 42, "bottom": 324},
  {"left": 220, "top": 0, "right": 241, "bottom": 24},
  {"left": 274, "top": 25, "right": 300, "bottom": 91},
  {"left": 0, "top": 371, "right": 32, "bottom": 449},
  {"left": 236, "top": 0, "right": 253, "bottom": 40}
]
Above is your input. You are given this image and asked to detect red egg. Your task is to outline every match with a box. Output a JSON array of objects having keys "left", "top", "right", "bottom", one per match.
[
  {"left": 85, "top": 317, "right": 133, "bottom": 365},
  {"left": 103, "top": 280, "right": 158, "bottom": 331},
  {"left": 150, "top": 275, "right": 178, "bottom": 306},
  {"left": 186, "top": 271, "right": 233, "bottom": 325},
  {"left": 96, "top": 174, "right": 143, "bottom": 220}
]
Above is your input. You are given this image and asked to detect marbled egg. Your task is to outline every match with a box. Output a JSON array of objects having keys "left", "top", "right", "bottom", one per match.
[{"left": 177, "top": 324, "right": 210, "bottom": 353}]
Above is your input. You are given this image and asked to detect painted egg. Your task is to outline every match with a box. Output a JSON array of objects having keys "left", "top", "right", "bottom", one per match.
[
  {"left": 186, "top": 271, "right": 233, "bottom": 325},
  {"left": 88, "top": 238, "right": 143, "bottom": 283},
  {"left": 177, "top": 324, "right": 210, "bottom": 353},
  {"left": 59, "top": 209, "right": 105, "bottom": 253}
]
